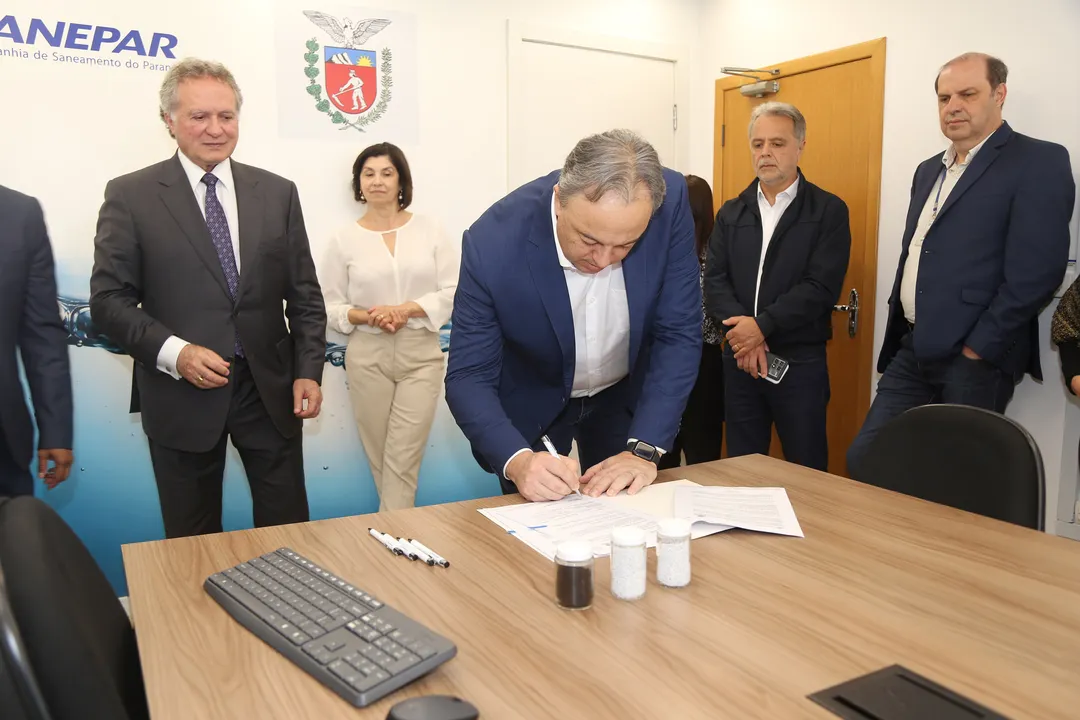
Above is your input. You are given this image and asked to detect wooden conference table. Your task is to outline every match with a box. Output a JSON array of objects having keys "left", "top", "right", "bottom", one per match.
[{"left": 123, "top": 455, "right": 1080, "bottom": 719}]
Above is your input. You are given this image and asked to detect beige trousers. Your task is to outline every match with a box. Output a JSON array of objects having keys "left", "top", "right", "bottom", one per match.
[{"left": 345, "top": 328, "right": 444, "bottom": 510}]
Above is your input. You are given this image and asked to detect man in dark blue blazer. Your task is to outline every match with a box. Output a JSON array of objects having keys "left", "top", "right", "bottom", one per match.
[
  {"left": 0, "top": 186, "right": 74, "bottom": 496},
  {"left": 848, "top": 53, "right": 1075, "bottom": 474},
  {"left": 445, "top": 130, "right": 702, "bottom": 502}
]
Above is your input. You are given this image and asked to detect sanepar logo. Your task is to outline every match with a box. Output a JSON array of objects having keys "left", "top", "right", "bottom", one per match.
[{"left": 0, "top": 16, "right": 177, "bottom": 57}]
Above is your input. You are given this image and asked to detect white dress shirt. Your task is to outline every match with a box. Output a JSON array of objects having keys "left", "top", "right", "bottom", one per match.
[
  {"left": 502, "top": 197, "right": 632, "bottom": 477},
  {"left": 900, "top": 133, "right": 993, "bottom": 324},
  {"left": 155, "top": 152, "right": 241, "bottom": 378},
  {"left": 321, "top": 213, "right": 460, "bottom": 335},
  {"left": 754, "top": 177, "right": 799, "bottom": 315}
]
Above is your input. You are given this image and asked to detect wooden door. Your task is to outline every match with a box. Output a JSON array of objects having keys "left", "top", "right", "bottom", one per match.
[{"left": 713, "top": 39, "right": 886, "bottom": 476}]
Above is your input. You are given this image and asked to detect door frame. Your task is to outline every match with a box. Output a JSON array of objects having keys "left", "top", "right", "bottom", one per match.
[
  {"left": 712, "top": 37, "right": 887, "bottom": 429},
  {"left": 506, "top": 20, "right": 689, "bottom": 192}
]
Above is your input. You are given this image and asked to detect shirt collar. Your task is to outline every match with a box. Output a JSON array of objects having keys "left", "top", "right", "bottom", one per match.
[
  {"left": 943, "top": 130, "right": 993, "bottom": 169},
  {"left": 177, "top": 150, "right": 234, "bottom": 191},
  {"left": 550, "top": 194, "right": 573, "bottom": 269},
  {"left": 757, "top": 175, "right": 800, "bottom": 205}
]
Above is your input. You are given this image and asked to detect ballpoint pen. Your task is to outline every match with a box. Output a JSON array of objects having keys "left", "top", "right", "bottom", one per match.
[{"left": 541, "top": 434, "right": 582, "bottom": 497}]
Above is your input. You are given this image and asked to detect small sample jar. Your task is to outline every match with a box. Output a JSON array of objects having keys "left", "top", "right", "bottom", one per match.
[
  {"left": 656, "top": 518, "right": 692, "bottom": 588},
  {"left": 555, "top": 540, "right": 594, "bottom": 610},
  {"left": 610, "top": 526, "right": 647, "bottom": 601}
]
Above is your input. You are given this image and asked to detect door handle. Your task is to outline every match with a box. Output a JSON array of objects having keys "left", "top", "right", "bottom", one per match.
[{"left": 832, "top": 288, "right": 859, "bottom": 338}]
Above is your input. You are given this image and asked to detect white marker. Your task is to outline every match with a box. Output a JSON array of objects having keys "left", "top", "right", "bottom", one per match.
[
  {"left": 368, "top": 527, "right": 402, "bottom": 556},
  {"left": 409, "top": 538, "right": 449, "bottom": 568},
  {"left": 400, "top": 538, "right": 436, "bottom": 566},
  {"left": 379, "top": 531, "right": 417, "bottom": 561}
]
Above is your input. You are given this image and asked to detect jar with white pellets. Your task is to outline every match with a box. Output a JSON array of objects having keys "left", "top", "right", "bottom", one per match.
[
  {"left": 609, "top": 526, "right": 647, "bottom": 600},
  {"left": 656, "top": 518, "right": 692, "bottom": 588}
]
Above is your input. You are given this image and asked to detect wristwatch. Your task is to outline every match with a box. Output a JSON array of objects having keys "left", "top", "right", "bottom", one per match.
[{"left": 626, "top": 439, "right": 664, "bottom": 466}]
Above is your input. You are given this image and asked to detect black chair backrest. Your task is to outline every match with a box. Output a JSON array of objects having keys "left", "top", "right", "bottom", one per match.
[
  {"left": 853, "top": 404, "right": 1045, "bottom": 530},
  {"left": 0, "top": 496, "right": 149, "bottom": 720}
]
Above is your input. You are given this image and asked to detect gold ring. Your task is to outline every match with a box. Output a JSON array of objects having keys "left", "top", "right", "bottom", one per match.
[{"left": 197, "top": 375, "right": 204, "bottom": 383}]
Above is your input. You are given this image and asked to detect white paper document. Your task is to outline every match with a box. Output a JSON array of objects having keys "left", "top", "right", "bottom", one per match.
[
  {"left": 479, "top": 480, "right": 730, "bottom": 560},
  {"left": 673, "top": 486, "right": 804, "bottom": 538}
]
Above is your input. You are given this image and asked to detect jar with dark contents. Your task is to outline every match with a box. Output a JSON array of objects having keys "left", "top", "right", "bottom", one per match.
[{"left": 555, "top": 540, "right": 594, "bottom": 609}]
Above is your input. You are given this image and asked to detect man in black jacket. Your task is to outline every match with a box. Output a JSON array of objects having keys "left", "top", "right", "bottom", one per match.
[{"left": 704, "top": 102, "right": 851, "bottom": 471}]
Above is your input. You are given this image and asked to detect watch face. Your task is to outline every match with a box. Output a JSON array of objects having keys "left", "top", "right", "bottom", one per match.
[{"left": 632, "top": 441, "right": 656, "bottom": 459}]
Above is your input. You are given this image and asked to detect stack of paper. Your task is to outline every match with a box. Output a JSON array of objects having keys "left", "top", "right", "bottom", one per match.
[
  {"left": 673, "top": 486, "right": 804, "bottom": 537},
  {"left": 479, "top": 480, "right": 729, "bottom": 560}
]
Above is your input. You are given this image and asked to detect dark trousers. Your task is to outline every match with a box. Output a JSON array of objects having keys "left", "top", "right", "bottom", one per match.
[
  {"left": 659, "top": 342, "right": 724, "bottom": 469},
  {"left": 498, "top": 380, "right": 632, "bottom": 495},
  {"left": 723, "top": 344, "right": 830, "bottom": 471},
  {"left": 147, "top": 358, "right": 308, "bottom": 538},
  {"left": 846, "top": 332, "right": 1017, "bottom": 477},
  {"left": 0, "top": 431, "right": 32, "bottom": 497}
]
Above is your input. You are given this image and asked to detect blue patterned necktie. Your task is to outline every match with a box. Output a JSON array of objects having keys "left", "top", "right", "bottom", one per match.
[{"left": 201, "top": 172, "right": 244, "bottom": 358}]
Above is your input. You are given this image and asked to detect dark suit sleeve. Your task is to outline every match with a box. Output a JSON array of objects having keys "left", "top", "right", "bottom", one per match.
[
  {"left": 89, "top": 179, "right": 176, "bottom": 368},
  {"left": 627, "top": 179, "right": 703, "bottom": 452},
  {"left": 755, "top": 198, "right": 852, "bottom": 337},
  {"left": 703, "top": 212, "right": 748, "bottom": 322},
  {"left": 965, "top": 146, "right": 1076, "bottom": 364},
  {"left": 18, "top": 199, "right": 73, "bottom": 450},
  {"left": 282, "top": 182, "right": 326, "bottom": 383},
  {"left": 444, "top": 229, "right": 530, "bottom": 474}
]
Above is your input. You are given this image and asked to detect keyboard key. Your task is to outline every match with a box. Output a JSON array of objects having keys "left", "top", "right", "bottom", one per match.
[
  {"left": 288, "top": 630, "right": 310, "bottom": 645},
  {"left": 357, "top": 659, "right": 379, "bottom": 676},
  {"left": 324, "top": 639, "right": 344, "bottom": 652},
  {"left": 411, "top": 644, "right": 437, "bottom": 660},
  {"left": 350, "top": 673, "right": 381, "bottom": 692},
  {"left": 382, "top": 653, "right": 420, "bottom": 675},
  {"left": 370, "top": 669, "right": 390, "bottom": 684}
]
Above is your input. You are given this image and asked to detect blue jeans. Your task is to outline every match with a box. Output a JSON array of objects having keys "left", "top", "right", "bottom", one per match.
[{"left": 847, "top": 333, "right": 1017, "bottom": 478}]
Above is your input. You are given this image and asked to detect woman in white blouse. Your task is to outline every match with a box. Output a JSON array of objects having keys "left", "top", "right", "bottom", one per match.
[{"left": 322, "top": 143, "right": 460, "bottom": 510}]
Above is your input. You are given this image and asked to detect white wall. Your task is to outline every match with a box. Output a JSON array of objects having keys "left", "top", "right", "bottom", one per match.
[{"left": 691, "top": 0, "right": 1080, "bottom": 534}]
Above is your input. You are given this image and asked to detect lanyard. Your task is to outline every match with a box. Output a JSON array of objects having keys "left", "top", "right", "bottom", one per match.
[{"left": 929, "top": 167, "right": 948, "bottom": 223}]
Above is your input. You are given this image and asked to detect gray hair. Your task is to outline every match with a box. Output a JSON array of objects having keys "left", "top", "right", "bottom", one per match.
[
  {"left": 935, "top": 52, "right": 1008, "bottom": 92},
  {"left": 748, "top": 102, "right": 807, "bottom": 144},
  {"left": 159, "top": 57, "right": 243, "bottom": 126},
  {"left": 557, "top": 129, "right": 666, "bottom": 211}
]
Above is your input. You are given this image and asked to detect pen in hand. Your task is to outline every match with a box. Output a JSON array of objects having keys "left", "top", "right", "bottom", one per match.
[{"left": 541, "top": 434, "right": 581, "bottom": 497}]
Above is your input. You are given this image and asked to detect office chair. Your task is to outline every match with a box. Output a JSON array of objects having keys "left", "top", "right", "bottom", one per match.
[
  {"left": 852, "top": 404, "right": 1045, "bottom": 530},
  {"left": 0, "top": 496, "right": 150, "bottom": 720}
]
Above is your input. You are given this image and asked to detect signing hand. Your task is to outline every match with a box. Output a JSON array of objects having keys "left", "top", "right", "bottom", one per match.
[
  {"left": 177, "top": 345, "right": 230, "bottom": 389},
  {"left": 723, "top": 316, "right": 766, "bottom": 359},
  {"left": 737, "top": 343, "right": 770, "bottom": 379},
  {"left": 580, "top": 451, "right": 657, "bottom": 497},
  {"left": 506, "top": 451, "right": 581, "bottom": 502},
  {"left": 37, "top": 449, "right": 73, "bottom": 489},
  {"left": 293, "top": 379, "right": 323, "bottom": 419}
]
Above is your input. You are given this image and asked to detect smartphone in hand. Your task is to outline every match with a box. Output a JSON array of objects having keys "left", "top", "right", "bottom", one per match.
[{"left": 764, "top": 352, "right": 790, "bottom": 384}]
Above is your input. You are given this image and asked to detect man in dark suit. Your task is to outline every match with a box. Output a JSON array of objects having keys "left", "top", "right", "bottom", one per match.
[
  {"left": 445, "top": 129, "right": 702, "bottom": 502},
  {"left": 704, "top": 102, "right": 851, "bottom": 471},
  {"left": 847, "top": 53, "right": 1075, "bottom": 475},
  {"left": 90, "top": 59, "right": 326, "bottom": 538},
  {"left": 0, "top": 187, "right": 74, "bottom": 496}
]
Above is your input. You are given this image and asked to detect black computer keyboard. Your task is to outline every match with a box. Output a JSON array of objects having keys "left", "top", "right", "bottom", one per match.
[{"left": 204, "top": 547, "right": 457, "bottom": 707}]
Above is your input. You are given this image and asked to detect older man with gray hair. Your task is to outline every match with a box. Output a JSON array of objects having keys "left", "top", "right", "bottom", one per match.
[
  {"left": 704, "top": 102, "right": 851, "bottom": 471},
  {"left": 446, "top": 129, "right": 702, "bottom": 502},
  {"left": 90, "top": 58, "right": 326, "bottom": 537}
]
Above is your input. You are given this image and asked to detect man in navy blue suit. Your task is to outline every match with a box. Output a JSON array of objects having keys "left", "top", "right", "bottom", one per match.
[
  {"left": 0, "top": 186, "right": 74, "bottom": 496},
  {"left": 848, "top": 53, "right": 1075, "bottom": 475},
  {"left": 445, "top": 130, "right": 702, "bottom": 502}
]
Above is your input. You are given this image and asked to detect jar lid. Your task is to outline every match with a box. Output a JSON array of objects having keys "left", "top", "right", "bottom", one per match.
[
  {"left": 657, "top": 517, "right": 692, "bottom": 538},
  {"left": 555, "top": 540, "right": 594, "bottom": 562},
  {"left": 611, "top": 526, "right": 647, "bottom": 546}
]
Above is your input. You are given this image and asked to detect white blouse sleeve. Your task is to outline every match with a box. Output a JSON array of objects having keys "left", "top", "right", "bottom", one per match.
[
  {"left": 320, "top": 231, "right": 356, "bottom": 335},
  {"left": 412, "top": 219, "right": 461, "bottom": 332}
]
